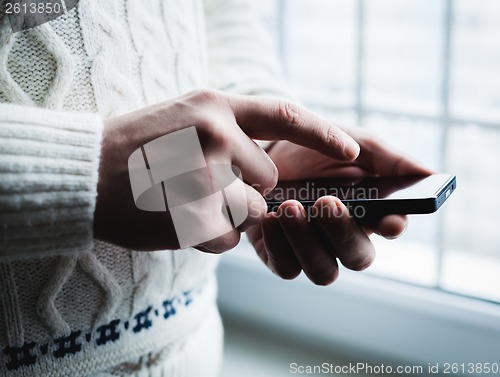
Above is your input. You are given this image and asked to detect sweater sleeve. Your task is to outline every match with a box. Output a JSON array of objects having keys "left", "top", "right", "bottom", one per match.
[
  {"left": 0, "top": 104, "right": 103, "bottom": 260},
  {"left": 203, "top": 0, "right": 292, "bottom": 99}
]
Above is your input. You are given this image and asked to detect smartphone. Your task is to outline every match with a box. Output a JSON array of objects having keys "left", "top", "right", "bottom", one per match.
[{"left": 265, "top": 174, "right": 456, "bottom": 218}]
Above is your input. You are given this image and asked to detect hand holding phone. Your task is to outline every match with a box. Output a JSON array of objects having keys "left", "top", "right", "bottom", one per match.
[{"left": 249, "top": 129, "right": 439, "bottom": 286}]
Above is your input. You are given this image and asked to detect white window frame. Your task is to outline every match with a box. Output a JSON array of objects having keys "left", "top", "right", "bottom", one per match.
[{"left": 274, "top": 0, "right": 500, "bottom": 298}]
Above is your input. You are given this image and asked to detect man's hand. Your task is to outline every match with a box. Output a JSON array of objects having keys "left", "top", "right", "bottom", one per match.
[
  {"left": 94, "top": 90, "right": 359, "bottom": 253},
  {"left": 247, "top": 128, "right": 433, "bottom": 285}
]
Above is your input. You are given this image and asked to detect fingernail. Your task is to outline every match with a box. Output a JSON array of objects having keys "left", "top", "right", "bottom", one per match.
[
  {"left": 289, "top": 205, "right": 306, "bottom": 218},
  {"left": 331, "top": 200, "right": 344, "bottom": 217},
  {"left": 336, "top": 202, "right": 345, "bottom": 217},
  {"left": 345, "top": 137, "right": 360, "bottom": 160},
  {"left": 279, "top": 205, "right": 304, "bottom": 221},
  {"left": 321, "top": 198, "right": 343, "bottom": 217}
]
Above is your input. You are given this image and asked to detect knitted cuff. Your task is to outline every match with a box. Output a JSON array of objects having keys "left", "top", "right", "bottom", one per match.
[{"left": 0, "top": 104, "right": 103, "bottom": 260}]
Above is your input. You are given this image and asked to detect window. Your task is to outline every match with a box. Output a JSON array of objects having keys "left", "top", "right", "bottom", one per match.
[
  {"left": 218, "top": 1, "right": 500, "bottom": 367},
  {"left": 256, "top": 0, "right": 500, "bottom": 303}
]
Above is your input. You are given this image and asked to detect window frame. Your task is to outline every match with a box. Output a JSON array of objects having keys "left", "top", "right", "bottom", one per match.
[{"left": 275, "top": 0, "right": 500, "bottom": 298}]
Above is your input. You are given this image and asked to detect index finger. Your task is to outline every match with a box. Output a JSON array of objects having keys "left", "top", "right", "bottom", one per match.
[{"left": 227, "top": 95, "right": 360, "bottom": 161}]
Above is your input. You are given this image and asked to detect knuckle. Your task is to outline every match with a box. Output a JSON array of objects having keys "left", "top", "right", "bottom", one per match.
[
  {"left": 196, "top": 118, "right": 232, "bottom": 149},
  {"left": 195, "top": 118, "right": 219, "bottom": 143},
  {"left": 278, "top": 101, "right": 303, "bottom": 129},
  {"left": 214, "top": 126, "right": 233, "bottom": 148},
  {"left": 196, "top": 115, "right": 218, "bottom": 131},
  {"left": 188, "top": 89, "right": 220, "bottom": 104}
]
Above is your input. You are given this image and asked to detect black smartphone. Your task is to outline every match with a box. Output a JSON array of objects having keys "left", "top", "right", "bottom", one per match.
[{"left": 265, "top": 174, "right": 456, "bottom": 218}]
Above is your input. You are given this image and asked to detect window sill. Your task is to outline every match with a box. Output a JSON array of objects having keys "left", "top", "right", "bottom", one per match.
[{"left": 217, "top": 238, "right": 500, "bottom": 373}]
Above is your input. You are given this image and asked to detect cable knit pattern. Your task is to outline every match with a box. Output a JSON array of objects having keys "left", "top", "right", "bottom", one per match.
[
  {"left": 0, "top": 0, "right": 289, "bottom": 375},
  {"left": 80, "top": 0, "right": 141, "bottom": 117},
  {"left": 77, "top": 253, "right": 123, "bottom": 329},
  {"left": 205, "top": 0, "right": 289, "bottom": 97},
  {"left": 0, "top": 19, "right": 36, "bottom": 106},
  {"left": 32, "top": 24, "right": 75, "bottom": 109}
]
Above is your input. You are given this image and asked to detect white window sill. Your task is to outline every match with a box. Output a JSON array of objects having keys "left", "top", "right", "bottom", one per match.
[
  {"left": 217, "top": 238, "right": 500, "bottom": 373},
  {"left": 369, "top": 237, "right": 500, "bottom": 303}
]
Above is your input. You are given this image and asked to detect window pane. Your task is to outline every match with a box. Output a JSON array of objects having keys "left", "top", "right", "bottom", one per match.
[
  {"left": 450, "top": 1, "right": 500, "bottom": 123},
  {"left": 283, "top": 0, "right": 357, "bottom": 108},
  {"left": 256, "top": 0, "right": 500, "bottom": 300},
  {"left": 364, "top": 0, "right": 444, "bottom": 116},
  {"left": 441, "top": 251, "right": 500, "bottom": 302},
  {"left": 364, "top": 114, "right": 442, "bottom": 171},
  {"left": 444, "top": 125, "right": 500, "bottom": 259},
  {"left": 369, "top": 238, "right": 438, "bottom": 287},
  {"left": 363, "top": 115, "right": 442, "bottom": 286},
  {"left": 308, "top": 109, "right": 358, "bottom": 128},
  {"left": 442, "top": 125, "right": 500, "bottom": 302}
]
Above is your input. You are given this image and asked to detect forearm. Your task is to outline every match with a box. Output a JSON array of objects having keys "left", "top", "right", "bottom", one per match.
[{"left": 0, "top": 104, "right": 102, "bottom": 260}]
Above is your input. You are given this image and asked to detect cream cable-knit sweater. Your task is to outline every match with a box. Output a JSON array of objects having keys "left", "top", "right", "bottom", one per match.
[{"left": 0, "top": 0, "right": 288, "bottom": 375}]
